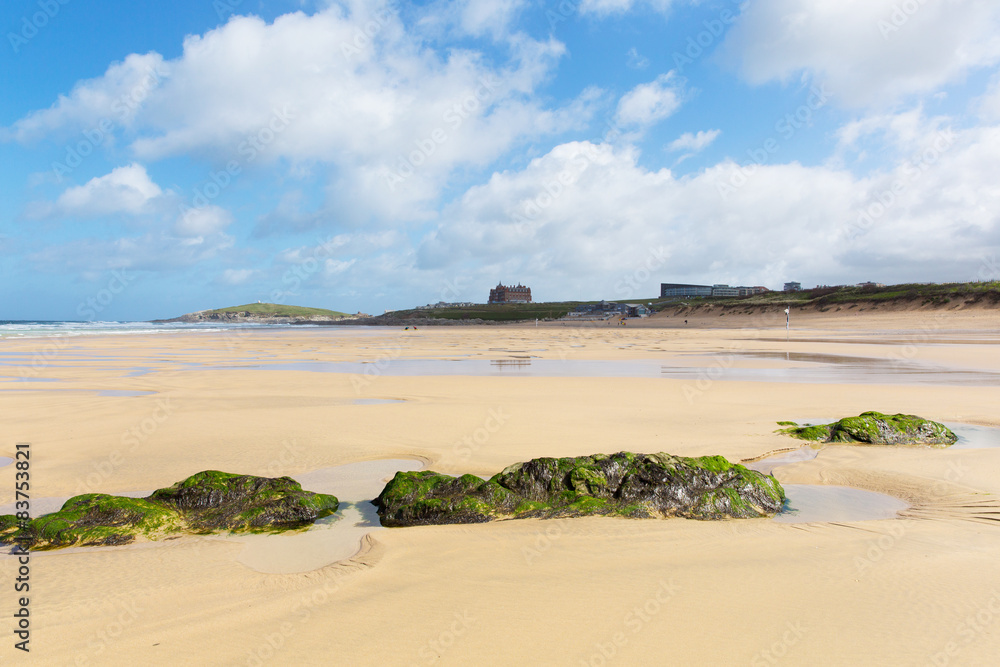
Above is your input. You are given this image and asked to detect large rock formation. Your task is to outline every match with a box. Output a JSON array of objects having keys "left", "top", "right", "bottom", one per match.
[
  {"left": 778, "top": 411, "right": 957, "bottom": 446},
  {"left": 0, "top": 471, "right": 339, "bottom": 551},
  {"left": 374, "top": 452, "right": 785, "bottom": 527}
]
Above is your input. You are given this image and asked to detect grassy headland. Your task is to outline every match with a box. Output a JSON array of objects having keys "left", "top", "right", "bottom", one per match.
[{"left": 157, "top": 303, "right": 350, "bottom": 322}]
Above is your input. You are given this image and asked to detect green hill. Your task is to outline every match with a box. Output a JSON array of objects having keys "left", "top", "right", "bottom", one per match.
[
  {"left": 206, "top": 303, "right": 350, "bottom": 318},
  {"left": 156, "top": 303, "right": 351, "bottom": 323}
]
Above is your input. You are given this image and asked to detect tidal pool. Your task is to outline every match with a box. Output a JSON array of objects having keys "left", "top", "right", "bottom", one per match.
[
  {"left": 213, "top": 458, "right": 424, "bottom": 573},
  {"left": 222, "top": 354, "right": 1000, "bottom": 386},
  {"left": 0, "top": 459, "right": 424, "bottom": 573},
  {"left": 775, "top": 485, "right": 909, "bottom": 524}
]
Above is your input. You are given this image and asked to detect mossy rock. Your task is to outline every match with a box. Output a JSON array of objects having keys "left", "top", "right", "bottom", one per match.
[
  {"left": 777, "top": 412, "right": 957, "bottom": 446},
  {"left": 0, "top": 471, "right": 339, "bottom": 551},
  {"left": 374, "top": 452, "right": 785, "bottom": 527},
  {"left": 150, "top": 470, "right": 339, "bottom": 532}
]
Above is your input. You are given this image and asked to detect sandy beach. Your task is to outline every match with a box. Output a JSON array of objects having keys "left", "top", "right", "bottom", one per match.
[{"left": 3, "top": 312, "right": 1000, "bottom": 665}]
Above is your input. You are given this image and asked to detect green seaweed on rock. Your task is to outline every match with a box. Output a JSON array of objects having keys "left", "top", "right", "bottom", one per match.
[
  {"left": 373, "top": 451, "right": 785, "bottom": 527},
  {"left": 0, "top": 471, "right": 339, "bottom": 551},
  {"left": 777, "top": 412, "right": 957, "bottom": 446}
]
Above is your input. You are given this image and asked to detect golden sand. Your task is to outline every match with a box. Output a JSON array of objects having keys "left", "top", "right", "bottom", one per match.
[{"left": 2, "top": 313, "right": 999, "bottom": 665}]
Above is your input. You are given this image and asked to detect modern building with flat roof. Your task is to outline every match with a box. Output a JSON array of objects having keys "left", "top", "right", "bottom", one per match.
[
  {"left": 661, "top": 283, "right": 714, "bottom": 298},
  {"left": 661, "top": 283, "right": 770, "bottom": 298}
]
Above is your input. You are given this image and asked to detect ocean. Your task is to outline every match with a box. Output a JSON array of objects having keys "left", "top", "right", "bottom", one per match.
[{"left": 0, "top": 320, "right": 293, "bottom": 339}]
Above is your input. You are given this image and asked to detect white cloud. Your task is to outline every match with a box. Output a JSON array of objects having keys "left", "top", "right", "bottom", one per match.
[
  {"left": 49, "top": 163, "right": 163, "bottom": 217},
  {"left": 626, "top": 47, "right": 649, "bottom": 70},
  {"left": 720, "top": 0, "right": 1000, "bottom": 108},
  {"left": 579, "top": 0, "right": 673, "bottom": 17},
  {"left": 415, "top": 121, "right": 1000, "bottom": 294},
  {"left": 174, "top": 205, "right": 234, "bottom": 238},
  {"left": 615, "top": 72, "right": 684, "bottom": 129},
  {"left": 29, "top": 229, "right": 235, "bottom": 273},
  {"left": 420, "top": 0, "right": 528, "bottom": 40},
  {"left": 668, "top": 129, "right": 720, "bottom": 153},
  {"left": 5, "top": 5, "right": 589, "bottom": 225},
  {"left": 2, "top": 53, "right": 166, "bottom": 143},
  {"left": 976, "top": 74, "right": 1000, "bottom": 121},
  {"left": 220, "top": 268, "right": 257, "bottom": 285}
]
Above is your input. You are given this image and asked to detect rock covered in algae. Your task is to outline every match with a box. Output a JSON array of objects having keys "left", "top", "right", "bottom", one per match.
[
  {"left": 777, "top": 411, "right": 957, "bottom": 446},
  {"left": 0, "top": 471, "right": 339, "bottom": 551},
  {"left": 373, "top": 452, "right": 785, "bottom": 527}
]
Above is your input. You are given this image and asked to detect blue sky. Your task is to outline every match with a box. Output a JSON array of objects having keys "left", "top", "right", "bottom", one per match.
[{"left": 3, "top": 0, "right": 1000, "bottom": 320}]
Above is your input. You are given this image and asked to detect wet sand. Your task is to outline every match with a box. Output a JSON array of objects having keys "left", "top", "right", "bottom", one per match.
[{"left": 2, "top": 314, "right": 1000, "bottom": 665}]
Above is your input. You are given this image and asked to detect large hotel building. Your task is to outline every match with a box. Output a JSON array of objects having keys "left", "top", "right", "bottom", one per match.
[{"left": 489, "top": 283, "right": 532, "bottom": 303}]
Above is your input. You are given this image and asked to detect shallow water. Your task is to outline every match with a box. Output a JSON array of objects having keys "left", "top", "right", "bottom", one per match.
[
  {"left": 778, "top": 420, "right": 1000, "bottom": 450},
  {"left": 747, "top": 419, "right": 1000, "bottom": 523},
  {"left": 0, "top": 459, "right": 424, "bottom": 573},
  {"left": 220, "top": 355, "right": 1000, "bottom": 386},
  {"left": 775, "top": 485, "right": 908, "bottom": 523},
  {"left": 945, "top": 422, "right": 1000, "bottom": 449},
  {"left": 746, "top": 448, "right": 820, "bottom": 475}
]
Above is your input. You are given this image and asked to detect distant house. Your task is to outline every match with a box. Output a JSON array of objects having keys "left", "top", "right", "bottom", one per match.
[
  {"left": 624, "top": 304, "right": 650, "bottom": 318},
  {"left": 857, "top": 281, "right": 885, "bottom": 289},
  {"left": 783, "top": 282, "right": 802, "bottom": 292},
  {"left": 489, "top": 283, "right": 532, "bottom": 304}
]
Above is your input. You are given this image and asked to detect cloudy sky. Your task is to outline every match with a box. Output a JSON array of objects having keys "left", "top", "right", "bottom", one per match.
[{"left": 3, "top": 0, "right": 1000, "bottom": 320}]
